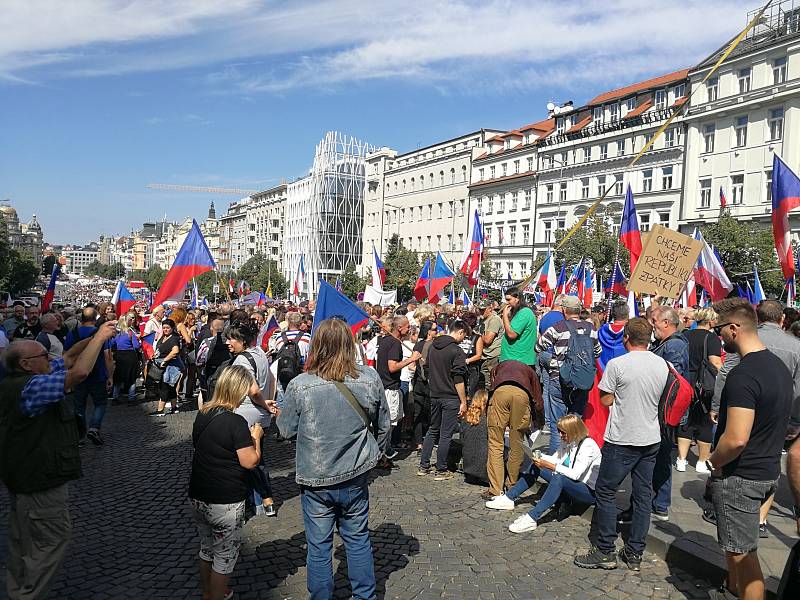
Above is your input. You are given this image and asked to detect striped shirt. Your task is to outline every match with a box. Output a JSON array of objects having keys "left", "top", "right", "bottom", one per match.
[{"left": 535, "top": 318, "right": 601, "bottom": 374}]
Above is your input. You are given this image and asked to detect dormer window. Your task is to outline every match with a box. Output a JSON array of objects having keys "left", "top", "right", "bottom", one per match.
[{"left": 593, "top": 107, "right": 603, "bottom": 123}]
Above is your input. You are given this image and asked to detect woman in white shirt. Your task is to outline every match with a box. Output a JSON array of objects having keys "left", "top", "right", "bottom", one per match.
[{"left": 485, "top": 414, "right": 601, "bottom": 533}]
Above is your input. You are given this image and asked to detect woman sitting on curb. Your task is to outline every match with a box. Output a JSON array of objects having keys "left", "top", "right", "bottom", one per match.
[{"left": 485, "top": 414, "right": 601, "bottom": 533}]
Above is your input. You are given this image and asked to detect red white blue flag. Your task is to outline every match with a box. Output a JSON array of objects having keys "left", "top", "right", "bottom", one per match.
[
  {"left": 719, "top": 186, "right": 727, "bottom": 209},
  {"left": 428, "top": 252, "right": 456, "bottom": 303},
  {"left": 371, "top": 245, "right": 387, "bottom": 290},
  {"left": 620, "top": 185, "right": 643, "bottom": 274},
  {"left": 459, "top": 210, "right": 484, "bottom": 286},
  {"left": 413, "top": 258, "right": 431, "bottom": 302},
  {"left": 41, "top": 263, "right": 61, "bottom": 312},
  {"left": 771, "top": 154, "right": 800, "bottom": 280},
  {"left": 313, "top": 280, "right": 369, "bottom": 336},
  {"left": 293, "top": 255, "right": 305, "bottom": 297},
  {"left": 154, "top": 219, "right": 215, "bottom": 307},
  {"left": 692, "top": 229, "right": 733, "bottom": 301},
  {"left": 112, "top": 280, "right": 136, "bottom": 316},
  {"left": 605, "top": 261, "right": 628, "bottom": 296}
]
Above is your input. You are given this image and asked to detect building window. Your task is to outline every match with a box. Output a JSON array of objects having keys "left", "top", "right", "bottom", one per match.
[
  {"left": 509, "top": 226, "right": 516, "bottom": 246},
  {"left": 502, "top": 163, "right": 508, "bottom": 177},
  {"left": 673, "top": 83, "right": 686, "bottom": 98},
  {"left": 522, "top": 224, "right": 530, "bottom": 244},
  {"left": 626, "top": 97, "right": 637, "bottom": 113},
  {"left": 662, "top": 166, "right": 673, "bottom": 189},
  {"left": 524, "top": 189, "right": 532, "bottom": 209},
  {"left": 773, "top": 56, "right": 787, "bottom": 84},
  {"left": 511, "top": 191, "right": 519, "bottom": 212},
  {"left": 598, "top": 175, "right": 607, "bottom": 196},
  {"left": 593, "top": 106, "right": 603, "bottom": 123},
  {"left": 665, "top": 127, "right": 676, "bottom": 147},
  {"left": 499, "top": 195, "right": 506, "bottom": 212},
  {"left": 734, "top": 116, "right": 748, "bottom": 147},
  {"left": 707, "top": 78, "right": 719, "bottom": 102},
  {"left": 581, "top": 178, "right": 590, "bottom": 199},
  {"left": 642, "top": 169, "right": 653, "bottom": 193},
  {"left": 460, "top": 199, "right": 465, "bottom": 217},
  {"left": 556, "top": 117, "right": 565, "bottom": 134},
  {"left": 769, "top": 107, "right": 784, "bottom": 141},
  {"left": 461, "top": 165, "right": 467, "bottom": 182},
  {"left": 542, "top": 155, "right": 553, "bottom": 169},
  {"left": 600, "top": 143, "right": 608, "bottom": 160},
  {"left": 448, "top": 201, "right": 454, "bottom": 218},
  {"left": 450, "top": 168, "right": 456, "bottom": 184},
  {"left": 506, "top": 261, "right": 514, "bottom": 275},
  {"left": 489, "top": 166, "right": 495, "bottom": 179},
  {"left": 584, "top": 147, "right": 591, "bottom": 163},
  {"left": 700, "top": 179, "right": 711, "bottom": 208},
  {"left": 527, "top": 157, "right": 534, "bottom": 171},
  {"left": 485, "top": 227, "right": 492, "bottom": 243},
  {"left": 731, "top": 174, "right": 744, "bottom": 205},
  {"left": 546, "top": 184, "right": 554, "bottom": 203},
  {"left": 617, "top": 139, "right": 625, "bottom": 156},
  {"left": 610, "top": 103, "right": 620, "bottom": 121},
  {"left": 659, "top": 213, "right": 670, "bottom": 227},
  {"left": 514, "top": 160, "right": 520, "bottom": 174},
  {"left": 558, "top": 218, "right": 565, "bottom": 230},
  {"left": 738, "top": 68, "right": 751, "bottom": 93},
  {"left": 765, "top": 169, "right": 773, "bottom": 204},
  {"left": 543, "top": 221, "right": 552, "bottom": 243},
  {"left": 640, "top": 213, "right": 651, "bottom": 233},
  {"left": 410, "top": 177, "right": 415, "bottom": 191},
  {"left": 655, "top": 88, "right": 667, "bottom": 109},
  {"left": 703, "top": 124, "right": 715, "bottom": 153},
  {"left": 487, "top": 196, "right": 494, "bottom": 213},
  {"left": 559, "top": 182, "right": 567, "bottom": 202},
  {"left": 505, "top": 139, "right": 511, "bottom": 150},
  {"left": 615, "top": 175, "right": 624, "bottom": 196}
]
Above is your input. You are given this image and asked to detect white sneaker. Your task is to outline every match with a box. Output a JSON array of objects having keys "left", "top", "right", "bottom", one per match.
[
  {"left": 485, "top": 495, "right": 515, "bottom": 510},
  {"left": 675, "top": 458, "right": 687, "bottom": 472},
  {"left": 509, "top": 514, "right": 538, "bottom": 533},
  {"left": 695, "top": 461, "right": 710, "bottom": 474}
]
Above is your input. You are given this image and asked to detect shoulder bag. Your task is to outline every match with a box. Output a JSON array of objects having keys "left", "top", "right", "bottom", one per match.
[{"left": 333, "top": 381, "right": 373, "bottom": 434}]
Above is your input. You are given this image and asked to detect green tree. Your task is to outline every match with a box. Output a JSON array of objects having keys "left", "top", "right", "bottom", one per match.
[
  {"left": 235, "top": 254, "right": 288, "bottom": 299},
  {"left": 700, "top": 212, "right": 783, "bottom": 296},
  {"left": 340, "top": 261, "right": 370, "bottom": 299},
  {"left": 0, "top": 215, "right": 39, "bottom": 295},
  {"left": 145, "top": 265, "right": 166, "bottom": 290},
  {"left": 383, "top": 234, "right": 421, "bottom": 301},
  {"left": 553, "top": 216, "right": 630, "bottom": 281}
]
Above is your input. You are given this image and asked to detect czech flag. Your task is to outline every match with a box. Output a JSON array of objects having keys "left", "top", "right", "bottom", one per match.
[
  {"left": 228, "top": 279, "right": 235, "bottom": 294},
  {"left": 605, "top": 261, "right": 628, "bottom": 296},
  {"left": 413, "top": 258, "right": 431, "bottom": 302},
  {"left": 459, "top": 209, "right": 484, "bottom": 286},
  {"left": 41, "top": 262, "right": 61, "bottom": 312},
  {"left": 141, "top": 331, "right": 156, "bottom": 360},
  {"left": 583, "top": 266, "right": 594, "bottom": 308},
  {"left": 428, "top": 251, "right": 456, "bottom": 303},
  {"left": 448, "top": 286, "right": 455, "bottom": 305},
  {"left": 259, "top": 314, "right": 280, "bottom": 351},
  {"left": 787, "top": 277, "right": 796, "bottom": 303},
  {"left": 371, "top": 245, "right": 387, "bottom": 290},
  {"left": 692, "top": 229, "right": 733, "bottom": 301},
  {"left": 771, "top": 154, "right": 800, "bottom": 280},
  {"left": 459, "top": 289, "right": 471, "bottom": 306},
  {"left": 312, "top": 280, "right": 369, "bottom": 336},
  {"left": 293, "top": 255, "right": 305, "bottom": 297},
  {"left": 720, "top": 186, "right": 727, "bottom": 209},
  {"left": 529, "top": 249, "right": 557, "bottom": 306},
  {"left": 189, "top": 279, "right": 200, "bottom": 309},
  {"left": 627, "top": 290, "right": 639, "bottom": 317},
  {"left": 555, "top": 264, "right": 567, "bottom": 295},
  {"left": 238, "top": 280, "right": 250, "bottom": 296},
  {"left": 573, "top": 260, "right": 586, "bottom": 299},
  {"left": 679, "top": 273, "right": 697, "bottom": 308},
  {"left": 752, "top": 264, "right": 765, "bottom": 303},
  {"left": 112, "top": 280, "right": 136, "bottom": 316},
  {"left": 154, "top": 220, "right": 215, "bottom": 307},
  {"left": 620, "top": 185, "right": 643, "bottom": 274},
  {"left": 334, "top": 278, "right": 343, "bottom": 293}
]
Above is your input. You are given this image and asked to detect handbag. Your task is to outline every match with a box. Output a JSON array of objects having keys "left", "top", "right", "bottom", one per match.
[{"left": 146, "top": 360, "right": 164, "bottom": 384}]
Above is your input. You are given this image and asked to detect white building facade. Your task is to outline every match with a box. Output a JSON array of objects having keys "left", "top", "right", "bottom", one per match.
[
  {"left": 248, "top": 184, "right": 287, "bottom": 270},
  {"left": 362, "top": 130, "right": 502, "bottom": 275},
  {"left": 680, "top": 1, "right": 800, "bottom": 239}
]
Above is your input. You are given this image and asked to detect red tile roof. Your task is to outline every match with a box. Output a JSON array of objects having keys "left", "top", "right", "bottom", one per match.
[
  {"left": 567, "top": 115, "right": 592, "bottom": 133},
  {"left": 622, "top": 99, "right": 653, "bottom": 120},
  {"left": 486, "top": 134, "right": 505, "bottom": 143},
  {"left": 672, "top": 95, "right": 688, "bottom": 108},
  {"left": 504, "top": 131, "right": 523, "bottom": 138},
  {"left": 588, "top": 68, "right": 689, "bottom": 106},
  {"left": 520, "top": 118, "right": 555, "bottom": 133}
]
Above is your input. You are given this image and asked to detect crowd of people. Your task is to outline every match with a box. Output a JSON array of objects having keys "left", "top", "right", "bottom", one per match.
[{"left": 1, "top": 287, "right": 799, "bottom": 600}]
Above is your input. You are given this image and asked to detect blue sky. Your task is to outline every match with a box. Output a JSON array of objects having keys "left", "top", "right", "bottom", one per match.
[{"left": 1, "top": 0, "right": 749, "bottom": 244}]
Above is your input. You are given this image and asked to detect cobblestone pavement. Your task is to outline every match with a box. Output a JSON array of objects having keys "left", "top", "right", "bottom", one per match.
[{"left": 0, "top": 403, "right": 719, "bottom": 599}]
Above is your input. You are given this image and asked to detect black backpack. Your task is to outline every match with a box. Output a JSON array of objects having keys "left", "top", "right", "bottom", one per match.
[
  {"left": 207, "top": 351, "right": 257, "bottom": 401},
  {"left": 275, "top": 331, "right": 304, "bottom": 390}
]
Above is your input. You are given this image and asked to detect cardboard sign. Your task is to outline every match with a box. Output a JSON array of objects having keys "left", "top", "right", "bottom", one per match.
[{"left": 628, "top": 225, "right": 703, "bottom": 298}]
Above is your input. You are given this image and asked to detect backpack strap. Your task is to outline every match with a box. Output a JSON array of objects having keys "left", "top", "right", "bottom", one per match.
[
  {"left": 280, "top": 331, "right": 289, "bottom": 345},
  {"left": 240, "top": 351, "right": 258, "bottom": 379},
  {"left": 333, "top": 381, "right": 372, "bottom": 433}
]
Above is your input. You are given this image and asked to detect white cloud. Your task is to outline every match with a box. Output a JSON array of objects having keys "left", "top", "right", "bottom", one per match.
[{"left": 0, "top": 0, "right": 751, "bottom": 95}]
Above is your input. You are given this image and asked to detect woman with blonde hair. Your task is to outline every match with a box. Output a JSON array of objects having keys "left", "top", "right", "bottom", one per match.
[
  {"left": 676, "top": 307, "right": 722, "bottom": 474},
  {"left": 111, "top": 314, "right": 142, "bottom": 405},
  {"left": 278, "top": 318, "right": 390, "bottom": 600},
  {"left": 189, "top": 365, "right": 263, "bottom": 600},
  {"left": 486, "top": 414, "right": 602, "bottom": 534}
]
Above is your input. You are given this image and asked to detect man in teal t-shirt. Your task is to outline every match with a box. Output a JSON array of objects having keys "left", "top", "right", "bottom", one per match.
[{"left": 499, "top": 290, "right": 537, "bottom": 366}]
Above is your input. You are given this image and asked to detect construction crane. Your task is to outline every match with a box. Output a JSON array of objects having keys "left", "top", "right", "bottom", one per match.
[{"left": 146, "top": 183, "right": 259, "bottom": 195}]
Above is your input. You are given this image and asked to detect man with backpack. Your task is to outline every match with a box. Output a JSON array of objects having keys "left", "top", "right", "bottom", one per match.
[
  {"left": 536, "top": 296, "right": 601, "bottom": 454},
  {"left": 575, "top": 317, "right": 668, "bottom": 571},
  {"left": 268, "top": 312, "right": 311, "bottom": 401}
]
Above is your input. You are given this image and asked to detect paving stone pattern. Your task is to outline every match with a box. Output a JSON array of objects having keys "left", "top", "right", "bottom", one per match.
[{"left": 0, "top": 403, "right": 719, "bottom": 599}]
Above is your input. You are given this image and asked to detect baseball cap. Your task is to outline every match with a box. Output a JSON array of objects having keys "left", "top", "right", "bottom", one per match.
[{"left": 560, "top": 296, "right": 582, "bottom": 310}]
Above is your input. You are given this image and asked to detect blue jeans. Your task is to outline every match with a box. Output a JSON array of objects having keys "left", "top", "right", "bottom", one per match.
[
  {"left": 301, "top": 473, "right": 376, "bottom": 600},
  {"left": 652, "top": 438, "right": 673, "bottom": 512},
  {"left": 591, "top": 442, "right": 659, "bottom": 555},
  {"left": 71, "top": 379, "right": 108, "bottom": 432},
  {"left": 420, "top": 396, "right": 460, "bottom": 472},
  {"left": 505, "top": 465, "right": 596, "bottom": 521},
  {"left": 113, "top": 383, "right": 136, "bottom": 402}
]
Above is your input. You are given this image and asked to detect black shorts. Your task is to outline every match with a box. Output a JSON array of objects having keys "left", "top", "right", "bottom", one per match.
[{"left": 677, "top": 406, "right": 714, "bottom": 444}]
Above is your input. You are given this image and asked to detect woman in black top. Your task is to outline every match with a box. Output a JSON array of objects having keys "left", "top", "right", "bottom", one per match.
[
  {"left": 189, "top": 365, "right": 262, "bottom": 600},
  {"left": 150, "top": 318, "right": 182, "bottom": 416}
]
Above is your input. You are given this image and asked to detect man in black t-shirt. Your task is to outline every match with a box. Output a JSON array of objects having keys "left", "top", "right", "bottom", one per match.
[
  {"left": 707, "top": 299, "right": 792, "bottom": 600},
  {"left": 376, "top": 316, "right": 421, "bottom": 460}
]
